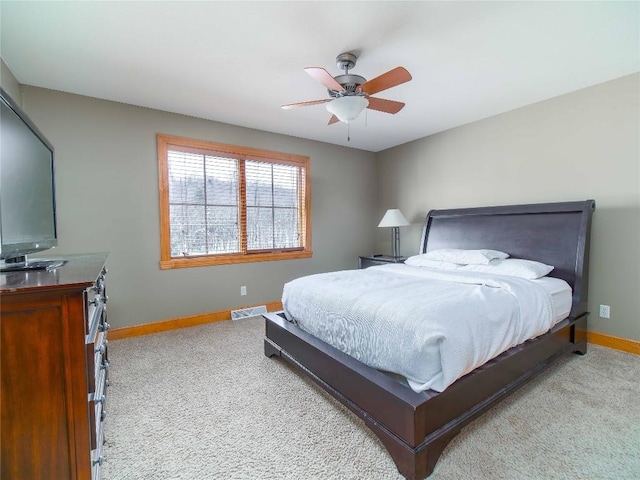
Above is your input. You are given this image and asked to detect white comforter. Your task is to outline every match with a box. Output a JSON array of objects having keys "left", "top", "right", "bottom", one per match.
[{"left": 283, "top": 264, "right": 559, "bottom": 393}]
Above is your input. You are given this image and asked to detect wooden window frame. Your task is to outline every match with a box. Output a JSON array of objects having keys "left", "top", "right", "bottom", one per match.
[{"left": 157, "top": 134, "right": 312, "bottom": 269}]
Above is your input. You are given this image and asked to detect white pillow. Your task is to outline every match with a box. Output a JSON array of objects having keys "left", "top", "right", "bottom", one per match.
[
  {"left": 404, "top": 255, "right": 461, "bottom": 270},
  {"left": 423, "top": 248, "right": 509, "bottom": 265},
  {"left": 459, "top": 258, "right": 554, "bottom": 279}
]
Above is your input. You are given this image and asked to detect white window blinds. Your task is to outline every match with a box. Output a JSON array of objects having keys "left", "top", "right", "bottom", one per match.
[
  {"left": 245, "top": 160, "right": 304, "bottom": 251},
  {"left": 167, "top": 150, "right": 240, "bottom": 257},
  {"left": 165, "top": 147, "right": 307, "bottom": 259}
]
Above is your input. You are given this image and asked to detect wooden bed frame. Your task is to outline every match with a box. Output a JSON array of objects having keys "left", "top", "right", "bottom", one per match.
[{"left": 264, "top": 200, "right": 595, "bottom": 479}]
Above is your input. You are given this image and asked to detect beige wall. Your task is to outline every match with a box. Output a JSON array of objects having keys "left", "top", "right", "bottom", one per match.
[
  {"left": 17, "top": 87, "right": 378, "bottom": 328},
  {"left": 377, "top": 73, "right": 640, "bottom": 341},
  {"left": 3, "top": 66, "right": 638, "bottom": 342}
]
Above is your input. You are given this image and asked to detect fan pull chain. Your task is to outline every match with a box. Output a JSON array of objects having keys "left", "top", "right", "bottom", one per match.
[{"left": 347, "top": 123, "right": 350, "bottom": 142}]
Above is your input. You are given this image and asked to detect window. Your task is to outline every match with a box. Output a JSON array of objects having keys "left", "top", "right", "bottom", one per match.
[{"left": 157, "top": 134, "right": 311, "bottom": 269}]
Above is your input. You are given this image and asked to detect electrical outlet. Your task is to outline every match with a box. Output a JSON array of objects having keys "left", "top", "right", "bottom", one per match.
[
  {"left": 599, "top": 304, "right": 610, "bottom": 319},
  {"left": 240, "top": 286, "right": 247, "bottom": 296}
]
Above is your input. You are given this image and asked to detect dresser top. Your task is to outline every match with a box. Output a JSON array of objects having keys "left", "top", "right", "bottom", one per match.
[{"left": 0, "top": 253, "right": 108, "bottom": 293}]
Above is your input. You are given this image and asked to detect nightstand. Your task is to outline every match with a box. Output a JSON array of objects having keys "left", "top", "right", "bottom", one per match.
[{"left": 359, "top": 255, "right": 407, "bottom": 269}]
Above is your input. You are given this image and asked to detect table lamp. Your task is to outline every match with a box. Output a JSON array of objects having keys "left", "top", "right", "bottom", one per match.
[{"left": 378, "top": 209, "right": 410, "bottom": 258}]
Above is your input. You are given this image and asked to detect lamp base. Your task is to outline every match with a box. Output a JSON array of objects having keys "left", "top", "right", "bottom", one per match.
[{"left": 391, "top": 226, "right": 401, "bottom": 258}]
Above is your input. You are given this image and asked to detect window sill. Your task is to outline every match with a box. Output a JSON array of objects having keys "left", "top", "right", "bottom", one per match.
[{"left": 159, "top": 250, "right": 313, "bottom": 270}]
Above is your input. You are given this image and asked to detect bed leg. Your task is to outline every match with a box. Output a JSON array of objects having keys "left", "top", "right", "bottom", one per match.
[
  {"left": 573, "top": 338, "right": 588, "bottom": 355},
  {"left": 264, "top": 338, "right": 282, "bottom": 358},
  {"left": 422, "top": 432, "right": 459, "bottom": 477},
  {"left": 364, "top": 417, "right": 457, "bottom": 479},
  {"left": 571, "top": 316, "right": 588, "bottom": 355}
]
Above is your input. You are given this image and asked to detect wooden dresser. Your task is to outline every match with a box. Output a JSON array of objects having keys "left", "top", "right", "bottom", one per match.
[{"left": 0, "top": 253, "right": 109, "bottom": 480}]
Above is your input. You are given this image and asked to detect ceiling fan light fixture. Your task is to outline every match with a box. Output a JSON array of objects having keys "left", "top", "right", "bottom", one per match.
[{"left": 325, "top": 96, "right": 369, "bottom": 123}]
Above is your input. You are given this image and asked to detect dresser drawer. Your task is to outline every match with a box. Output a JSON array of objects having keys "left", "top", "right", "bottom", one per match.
[
  {"left": 89, "top": 353, "right": 108, "bottom": 450},
  {"left": 91, "top": 411, "right": 105, "bottom": 480},
  {"left": 86, "top": 330, "right": 109, "bottom": 394}
]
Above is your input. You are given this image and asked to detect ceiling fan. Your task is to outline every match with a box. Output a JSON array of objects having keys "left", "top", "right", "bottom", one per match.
[{"left": 281, "top": 52, "right": 412, "bottom": 125}]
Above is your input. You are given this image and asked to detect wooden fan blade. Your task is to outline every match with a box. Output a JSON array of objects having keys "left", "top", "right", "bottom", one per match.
[
  {"left": 366, "top": 97, "right": 406, "bottom": 114},
  {"left": 281, "top": 99, "right": 331, "bottom": 110},
  {"left": 359, "top": 67, "right": 412, "bottom": 96},
  {"left": 327, "top": 115, "right": 340, "bottom": 125},
  {"left": 304, "top": 67, "right": 346, "bottom": 92}
]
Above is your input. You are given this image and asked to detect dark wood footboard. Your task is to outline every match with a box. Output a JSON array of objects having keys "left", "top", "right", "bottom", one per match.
[{"left": 265, "top": 311, "right": 588, "bottom": 479}]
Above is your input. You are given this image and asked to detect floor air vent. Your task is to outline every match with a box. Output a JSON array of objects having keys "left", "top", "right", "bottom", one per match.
[{"left": 231, "top": 305, "right": 267, "bottom": 321}]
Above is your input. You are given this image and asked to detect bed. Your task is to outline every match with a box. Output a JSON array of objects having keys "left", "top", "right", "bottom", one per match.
[{"left": 264, "top": 200, "right": 595, "bottom": 479}]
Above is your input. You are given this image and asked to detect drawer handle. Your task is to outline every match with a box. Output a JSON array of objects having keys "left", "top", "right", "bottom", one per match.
[
  {"left": 100, "top": 322, "right": 110, "bottom": 332},
  {"left": 101, "top": 410, "right": 107, "bottom": 421},
  {"left": 93, "top": 455, "right": 104, "bottom": 467},
  {"left": 96, "top": 394, "right": 106, "bottom": 404},
  {"left": 95, "top": 341, "right": 108, "bottom": 354},
  {"left": 101, "top": 359, "right": 110, "bottom": 370}
]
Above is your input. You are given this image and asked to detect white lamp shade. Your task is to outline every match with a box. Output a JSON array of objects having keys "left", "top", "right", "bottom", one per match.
[
  {"left": 378, "top": 209, "right": 410, "bottom": 228},
  {"left": 325, "top": 96, "right": 369, "bottom": 123}
]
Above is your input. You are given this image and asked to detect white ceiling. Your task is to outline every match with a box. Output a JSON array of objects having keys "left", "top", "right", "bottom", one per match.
[{"left": 1, "top": 1, "right": 638, "bottom": 152}]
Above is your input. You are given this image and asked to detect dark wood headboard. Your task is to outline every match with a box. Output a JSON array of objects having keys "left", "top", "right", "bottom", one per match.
[{"left": 420, "top": 200, "right": 595, "bottom": 318}]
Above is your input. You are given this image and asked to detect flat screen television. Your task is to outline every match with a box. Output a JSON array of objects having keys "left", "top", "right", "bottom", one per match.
[{"left": 0, "top": 87, "right": 63, "bottom": 271}]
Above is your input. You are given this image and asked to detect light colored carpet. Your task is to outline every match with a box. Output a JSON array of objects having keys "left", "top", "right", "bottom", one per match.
[{"left": 102, "top": 317, "right": 640, "bottom": 479}]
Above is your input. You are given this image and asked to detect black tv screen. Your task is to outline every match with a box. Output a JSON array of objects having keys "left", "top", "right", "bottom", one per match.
[{"left": 0, "top": 87, "right": 57, "bottom": 266}]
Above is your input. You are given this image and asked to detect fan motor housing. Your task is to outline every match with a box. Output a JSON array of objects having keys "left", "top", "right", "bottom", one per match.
[{"left": 329, "top": 74, "right": 367, "bottom": 97}]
